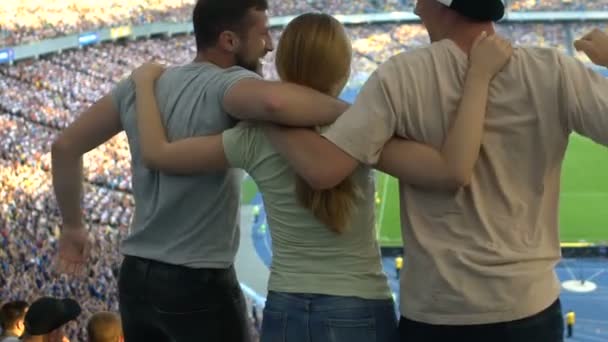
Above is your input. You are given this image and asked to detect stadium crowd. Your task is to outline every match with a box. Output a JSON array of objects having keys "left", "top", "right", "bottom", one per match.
[
  {"left": 0, "top": 13, "right": 604, "bottom": 340},
  {"left": 3, "top": 0, "right": 608, "bottom": 47},
  {"left": 0, "top": 0, "right": 414, "bottom": 46},
  {"left": 510, "top": 0, "right": 608, "bottom": 11}
]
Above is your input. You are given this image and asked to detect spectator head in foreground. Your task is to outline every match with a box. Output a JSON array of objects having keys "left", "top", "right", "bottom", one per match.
[
  {"left": 87, "top": 312, "right": 123, "bottom": 342},
  {"left": 192, "top": 0, "right": 273, "bottom": 72},
  {"left": 415, "top": 0, "right": 504, "bottom": 41},
  {"left": 22, "top": 298, "right": 81, "bottom": 342},
  {"left": 0, "top": 301, "right": 29, "bottom": 339}
]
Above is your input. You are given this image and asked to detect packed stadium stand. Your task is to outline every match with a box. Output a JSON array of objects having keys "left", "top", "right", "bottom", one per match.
[
  {"left": 1, "top": 0, "right": 608, "bottom": 341},
  {"left": 3, "top": 0, "right": 608, "bottom": 46}
]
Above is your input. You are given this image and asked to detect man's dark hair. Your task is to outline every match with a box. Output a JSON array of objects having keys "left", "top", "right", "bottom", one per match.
[
  {"left": 0, "top": 301, "right": 28, "bottom": 330},
  {"left": 192, "top": 0, "right": 268, "bottom": 51}
]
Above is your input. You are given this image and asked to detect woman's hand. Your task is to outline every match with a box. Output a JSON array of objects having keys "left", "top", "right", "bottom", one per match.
[
  {"left": 468, "top": 31, "right": 513, "bottom": 81},
  {"left": 131, "top": 62, "right": 166, "bottom": 86}
]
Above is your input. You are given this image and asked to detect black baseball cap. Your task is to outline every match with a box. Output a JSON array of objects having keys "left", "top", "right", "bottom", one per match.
[
  {"left": 436, "top": 0, "right": 505, "bottom": 22},
  {"left": 24, "top": 297, "right": 81, "bottom": 335}
]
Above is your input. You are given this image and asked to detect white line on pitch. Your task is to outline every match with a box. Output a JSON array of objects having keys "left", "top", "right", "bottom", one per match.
[
  {"left": 377, "top": 173, "right": 390, "bottom": 240},
  {"left": 586, "top": 270, "right": 607, "bottom": 282}
]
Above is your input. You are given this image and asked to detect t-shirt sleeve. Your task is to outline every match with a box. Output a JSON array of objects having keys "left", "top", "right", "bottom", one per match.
[
  {"left": 216, "top": 66, "right": 262, "bottom": 105},
  {"left": 322, "top": 70, "right": 398, "bottom": 165},
  {"left": 559, "top": 54, "right": 608, "bottom": 146},
  {"left": 111, "top": 77, "right": 134, "bottom": 112},
  {"left": 222, "top": 123, "right": 258, "bottom": 170},
  {"left": 110, "top": 77, "right": 135, "bottom": 127}
]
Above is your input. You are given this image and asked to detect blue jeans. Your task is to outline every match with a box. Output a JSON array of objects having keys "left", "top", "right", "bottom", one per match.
[{"left": 261, "top": 291, "right": 399, "bottom": 342}]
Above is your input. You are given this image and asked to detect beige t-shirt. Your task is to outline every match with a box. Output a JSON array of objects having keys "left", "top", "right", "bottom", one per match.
[
  {"left": 223, "top": 124, "right": 392, "bottom": 300},
  {"left": 324, "top": 39, "right": 608, "bottom": 325}
]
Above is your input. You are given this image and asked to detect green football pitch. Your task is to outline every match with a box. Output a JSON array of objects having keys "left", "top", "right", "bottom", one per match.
[{"left": 242, "top": 134, "right": 607, "bottom": 247}]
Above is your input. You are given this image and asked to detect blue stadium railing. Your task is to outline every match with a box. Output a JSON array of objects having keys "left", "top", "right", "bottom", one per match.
[{"left": 2, "top": 10, "right": 608, "bottom": 65}]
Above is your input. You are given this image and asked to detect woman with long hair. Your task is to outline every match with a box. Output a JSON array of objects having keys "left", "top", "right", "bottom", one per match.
[{"left": 129, "top": 13, "right": 511, "bottom": 342}]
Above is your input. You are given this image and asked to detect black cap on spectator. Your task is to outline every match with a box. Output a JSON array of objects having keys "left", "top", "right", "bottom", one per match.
[
  {"left": 24, "top": 297, "right": 81, "bottom": 335},
  {"left": 436, "top": 0, "right": 505, "bottom": 22}
]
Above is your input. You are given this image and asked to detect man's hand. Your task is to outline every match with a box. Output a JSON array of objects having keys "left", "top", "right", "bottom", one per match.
[
  {"left": 53, "top": 226, "right": 91, "bottom": 277},
  {"left": 574, "top": 28, "right": 608, "bottom": 67}
]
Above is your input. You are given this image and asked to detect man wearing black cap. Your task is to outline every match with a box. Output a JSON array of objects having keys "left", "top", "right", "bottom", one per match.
[
  {"left": 21, "top": 297, "right": 81, "bottom": 342},
  {"left": 265, "top": 0, "right": 608, "bottom": 341}
]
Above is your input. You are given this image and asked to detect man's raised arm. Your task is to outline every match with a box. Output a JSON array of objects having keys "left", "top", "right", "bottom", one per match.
[{"left": 559, "top": 52, "right": 608, "bottom": 147}]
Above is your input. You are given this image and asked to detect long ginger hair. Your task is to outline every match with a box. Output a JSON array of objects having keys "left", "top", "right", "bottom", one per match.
[{"left": 275, "top": 13, "right": 358, "bottom": 234}]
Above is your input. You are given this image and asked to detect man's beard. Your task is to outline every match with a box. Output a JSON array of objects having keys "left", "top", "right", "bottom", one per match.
[{"left": 235, "top": 52, "right": 261, "bottom": 74}]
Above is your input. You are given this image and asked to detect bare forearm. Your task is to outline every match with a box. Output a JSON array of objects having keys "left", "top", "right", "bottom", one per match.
[
  {"left": 135, "top": 82, "right": 168, "bottom": 162},
  {"left": 266, "top": 126, "right": 357, "bottom": 189},
  {"left": 51, "top": 148, "right": 84, "bottom": 227},
  {"left": 134, "top": 81, "right": 228, "bottom": 172},
  {"left": 272, "top": 84, "right": 349, "bottom": 126},
  {"left": 376, "top": 73, "right": 491, "bottom": 189},
  {"left": 440, "top": 71, "right": 492, "bottom": 183},
  {"left": 267, "top": 127, "right": 324, "bottom": 178},
  {"left": 142, "top": 136, "right": 228, "bottom": 174},
  {"left": 376, "top": 139, "right": 461, "bottom": 189},
  {"left": 226, "top": 79, "right": 350, "bottom": 126}
]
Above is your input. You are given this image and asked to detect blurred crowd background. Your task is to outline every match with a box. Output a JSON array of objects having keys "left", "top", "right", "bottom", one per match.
[{"left": 2, "top": 0, "right": 608, "bottom": 46}]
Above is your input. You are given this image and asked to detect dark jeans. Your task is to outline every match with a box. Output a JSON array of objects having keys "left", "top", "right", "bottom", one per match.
[
  {"left": 118, "top": 256, "right": 251, "bottom": 342},
  {"left": 399, "top": 299, "right": 564, "bottom": 342}
]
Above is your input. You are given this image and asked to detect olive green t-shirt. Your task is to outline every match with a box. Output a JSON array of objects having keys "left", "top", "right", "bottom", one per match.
[{"left": 223, "top": 124, "right": 391, "bottom": 300}]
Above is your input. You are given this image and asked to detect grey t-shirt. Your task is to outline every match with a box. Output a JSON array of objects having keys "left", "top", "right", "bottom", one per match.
[
  {"left": 0, "top": 336, "right": 20, "bottom": 342},
  {"left": 112, "top": 62, "right": 259, "bottom": 268}
]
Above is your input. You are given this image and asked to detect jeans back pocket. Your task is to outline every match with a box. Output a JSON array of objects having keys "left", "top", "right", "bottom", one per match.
[{"left": 326, "top": 317, "right": 376, "bottom": 342}]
